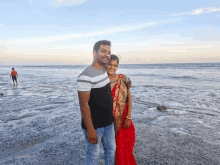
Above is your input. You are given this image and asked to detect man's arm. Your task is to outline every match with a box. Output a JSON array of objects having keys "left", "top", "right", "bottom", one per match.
[
  {"left": 16, "top": 73, "right": 18, "bottom": 77},
  {"left": 78, "top": 91, "right": 98, "bottom": 144}
]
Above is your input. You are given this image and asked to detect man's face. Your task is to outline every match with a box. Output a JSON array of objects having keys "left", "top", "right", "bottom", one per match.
[{"left": 94, "top": 44, "right": 111, "bottom": 66}]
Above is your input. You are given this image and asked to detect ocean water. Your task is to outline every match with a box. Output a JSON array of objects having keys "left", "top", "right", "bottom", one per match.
[
  {"left": 1, "top": 63, "right": 220, "bottom": 113},
  {"left": 0, "top": 63, "right": 220, "bottom": 164},
  {"left": 0, "top": 63, "right": 220, "bottom": 131}
]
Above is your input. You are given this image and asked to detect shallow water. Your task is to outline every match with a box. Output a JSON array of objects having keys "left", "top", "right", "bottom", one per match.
[{"left": 0, "top": 63, "right": 220, "bottom": 164}]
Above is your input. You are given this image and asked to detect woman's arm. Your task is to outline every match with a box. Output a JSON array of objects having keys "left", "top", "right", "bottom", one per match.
[
  {"left": 127, "top": 89, "right": 132, "bottom": 118},
  {"left": 123, "top": 89, "right": 132, "bottom": 129}
]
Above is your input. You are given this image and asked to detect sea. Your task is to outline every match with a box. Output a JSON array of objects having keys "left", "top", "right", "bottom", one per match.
[
  {"left": 0, "top": 63, "right": 220, "bottom": 164},
  {"left": 1, "top": 63, "right": 220, "bottom": 113}
]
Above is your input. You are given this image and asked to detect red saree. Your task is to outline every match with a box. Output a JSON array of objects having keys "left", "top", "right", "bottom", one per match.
[{"left": 111, "top": 74, "right": 137, "bottom": 165}]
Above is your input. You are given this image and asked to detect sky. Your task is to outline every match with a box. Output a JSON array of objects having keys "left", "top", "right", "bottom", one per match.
[{"left": 0, "top": 0, "right": 220, "bottom": 65}]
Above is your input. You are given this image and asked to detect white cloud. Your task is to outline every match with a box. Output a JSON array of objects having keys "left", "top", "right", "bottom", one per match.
[
  {"left": 170, "top": 7, "right": 220, "bottom": 16},
  {"left": 0, "top": 45, "right": 8, "bottom": 50},
  {"left": 114, "top": 43, "right": 150, "bottom": 46},
  {"left": 53, "top": 0, "right": 88, "bottom": 6},
  {"left": 33, "top": 10, "right": 40, "bottom": 14},
  {"left": 44, "top": 35, "right": 190, "bottom": 52},
  {"left": 6, "top": 21, "right": 158, "bottom": 44},
  {"left": 47, "top": 42, "right": 152, "bottom": 52},
  {"left": 29, "top": 0, "right": 33, "bottom": 4},
  {"left": 48, "top": 43, "right": 92, "bottom": 52},
  {"left": 0, "top": 23, "right": 4, "bottom": 26},
  {"left": 2, "top": 38, "right": 220, "bottom": 64}
]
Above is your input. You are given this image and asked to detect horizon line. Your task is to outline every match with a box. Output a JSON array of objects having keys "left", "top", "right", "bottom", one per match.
[{"left": 0, "top": 62, "right": 220, "bottom": 67}]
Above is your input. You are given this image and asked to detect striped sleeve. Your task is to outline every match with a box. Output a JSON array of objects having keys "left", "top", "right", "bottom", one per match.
[{"left": 77, "top": 75, "right": 92, "bottom": 92}]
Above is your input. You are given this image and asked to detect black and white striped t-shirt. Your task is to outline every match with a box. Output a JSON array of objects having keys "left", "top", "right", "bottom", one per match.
[{"left": 77, "top": 65, "right": 113, "bottom": 130}]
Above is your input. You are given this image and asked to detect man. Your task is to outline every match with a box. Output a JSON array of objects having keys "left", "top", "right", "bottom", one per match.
[
  {"left": 77, "top": 40, "right": 115, "bottom": 165},
  {"left": 10, "top": 68, "right": 18, "bottom": 85}
]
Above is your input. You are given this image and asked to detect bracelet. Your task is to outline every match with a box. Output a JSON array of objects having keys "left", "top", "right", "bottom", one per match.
[{"left": 126, "top": 116, "right": 132, "bottom": 120}]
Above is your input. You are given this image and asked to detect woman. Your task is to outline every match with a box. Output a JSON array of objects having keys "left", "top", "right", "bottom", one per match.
[{"left": 106, "top": 54, "right": 137, "bottom": 165}]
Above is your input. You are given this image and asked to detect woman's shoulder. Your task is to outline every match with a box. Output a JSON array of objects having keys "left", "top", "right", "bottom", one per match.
[
  {"left": 119, "top": 74, "right": 131, "bottom": 87},
  {"left": 119, "top": 74, "right": 130, "bottom": 80}
]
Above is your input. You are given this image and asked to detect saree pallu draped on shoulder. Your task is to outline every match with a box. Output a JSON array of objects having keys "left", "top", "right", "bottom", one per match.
[{"left": 111, "top": 74, "right": 137, "bottom": 165}]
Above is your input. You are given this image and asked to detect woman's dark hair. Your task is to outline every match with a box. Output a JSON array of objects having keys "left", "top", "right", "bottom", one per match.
[
  {"left": 110, "top": 54, "right": 119, "bottom": 64},
  {"left": 93, "top": 40, "right": 111, "bottom": 52}
]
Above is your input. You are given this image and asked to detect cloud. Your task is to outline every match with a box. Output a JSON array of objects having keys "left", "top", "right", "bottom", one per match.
[
  {"left": 0, "top": 23, "right": 4, "bottom": 26},
  {"left": 44, "top": 35, "right": 191, "bottom": 52},
  {"left": 29, "top": 0, "right": 33, "bottom": 4},
  {"left": 2, "top": 39, "right": 220, "bottom": 64},
  {"left": 48, "top": 43, "right": 92, "bottom": 52},
  {"left": 52, "top": 0, "right": 88, "bottom": 6},
  {"left": 6, "top": 21, "right": 159, "bottom": 44},
  {"left": 33, "top": 10, "right": 40, "bottom": 14},
  {"left": 0, "top": 45, "right": 8, "bottom": 50},
  {"left": 170, "top": 7, "right": 220, "bottom": 16},
  {"left": 0, "top": 45, "right": 8, "bottom": 53},
  {"left": 47, "top": 42, "right": 152, "bottom": 52}
]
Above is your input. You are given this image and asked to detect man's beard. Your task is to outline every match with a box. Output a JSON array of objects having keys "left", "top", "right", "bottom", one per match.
[
  {"left": 98, "top": 58, "right": 108, "bottom": 66},
  {"left": 99, "top": 61, "right": 106, "bottom": 66}
]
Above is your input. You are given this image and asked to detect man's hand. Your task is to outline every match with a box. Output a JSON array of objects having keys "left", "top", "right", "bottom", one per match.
[
  {"left": 87, "top": 128, "right": 98, "bottom": 144},
  {"left": 123, "top": 119, "right": 131, "bottom": 129}
]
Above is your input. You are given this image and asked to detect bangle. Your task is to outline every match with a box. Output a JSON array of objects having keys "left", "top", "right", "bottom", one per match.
[{"left": 126, "top": 116, "right": 132, "bottom": 120}]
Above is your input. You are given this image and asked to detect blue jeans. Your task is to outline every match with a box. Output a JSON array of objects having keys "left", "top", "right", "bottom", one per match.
[{"left": 82, "top": 123, "right": 116, "bottom": 165}]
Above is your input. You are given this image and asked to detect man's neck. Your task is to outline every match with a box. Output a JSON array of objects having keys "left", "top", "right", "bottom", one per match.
[{"left": 91, "top": 62, "right": 104, "bottom": 70}]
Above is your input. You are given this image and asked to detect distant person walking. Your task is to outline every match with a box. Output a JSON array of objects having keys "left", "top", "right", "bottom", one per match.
[
  {"left": 77, "top": 40, "right": 116, "bottom": 165},
  {"left": 10, "top": 68, "right": 18, "bottom": 85}
]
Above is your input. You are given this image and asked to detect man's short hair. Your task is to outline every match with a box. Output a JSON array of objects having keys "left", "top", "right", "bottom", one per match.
[
  {"left": 12, "top": 68, "right": 14, "bottom": 70},
  {"left": 93, "top": 40, "right": 111, "bottom": 52}
]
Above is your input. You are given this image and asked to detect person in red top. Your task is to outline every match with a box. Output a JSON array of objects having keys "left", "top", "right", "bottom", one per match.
[{"left": 10, "top": 68, "right": 18, "bottom": 85}]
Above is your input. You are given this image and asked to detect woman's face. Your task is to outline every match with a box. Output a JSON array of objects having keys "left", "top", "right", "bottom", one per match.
[{"left": 106, "top": 60, "right": 118, "bottom": 75}]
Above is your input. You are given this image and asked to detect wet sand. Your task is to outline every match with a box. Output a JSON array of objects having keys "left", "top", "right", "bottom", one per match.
[{"left": 0, "top": 99, "right": 220, "bottom": 165}]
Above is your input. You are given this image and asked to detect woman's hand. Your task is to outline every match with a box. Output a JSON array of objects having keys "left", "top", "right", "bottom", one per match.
[{"left": 123, "top": 119, "right": 131, "bottom": 129}]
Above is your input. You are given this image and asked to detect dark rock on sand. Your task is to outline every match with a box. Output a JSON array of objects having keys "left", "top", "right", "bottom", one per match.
[{"left": 157, "top": 106, "right": 167, "bottom": 111}]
